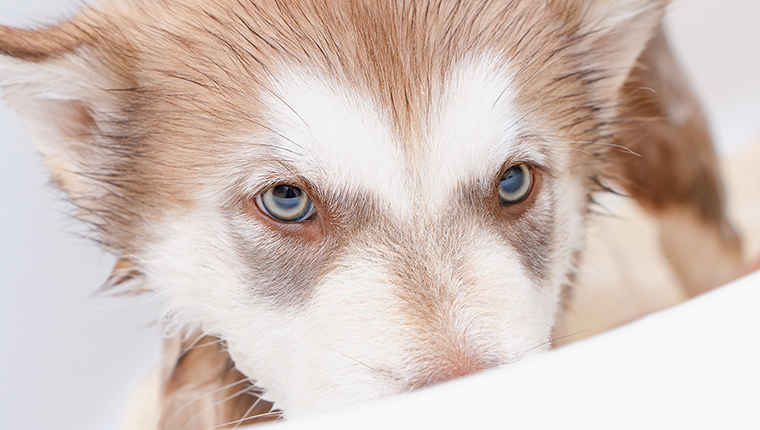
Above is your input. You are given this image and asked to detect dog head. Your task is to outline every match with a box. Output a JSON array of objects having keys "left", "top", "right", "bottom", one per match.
[{"left": 0, "top": 0, "right": 666, "bottom": 416}]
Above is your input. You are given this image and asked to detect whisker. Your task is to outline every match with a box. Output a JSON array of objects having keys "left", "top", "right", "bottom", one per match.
[
  {"left": 230, "top": 401, "right": 262, "bottom": 430},
  {"left": 551, "top": 330, "right": 592, "bottom": 345},
  {"left": 535, "top": 133, "right": 643, "bottom": 158},
  {"left": 526, "top": 330, "right": 591, "bottom": 353},
  {"left": 327, "top": 348, "right": 401, "bottom": 381},
  {"left": 206, "top": 411, "right": 283, "bottom": 430},
  {"left": 231, "top": 394, "right": 266, "bottom": 430},
  {"left": 550, "top": 145, "right": 595, "bottom": 157},
  {"left": 163, "top": 378, "right": 254, "bottom": 428},
  {"left": 215, "top": 139, "right": 303, "bottom": 157},
  {"left": 179, "top": 385, "right": 259, "bottom": 430},
  {"left": 177, "top": 333, "right": 215, "bottom": 359},
  {"left": 582, "top": 141, "right": 640, "bottom": 157},
  {"left": 186, "top": 337, "right": 226, "bottom": 352}
]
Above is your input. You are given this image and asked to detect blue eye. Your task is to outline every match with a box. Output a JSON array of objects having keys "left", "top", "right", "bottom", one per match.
[
  {"left": 499, "top": 164, "right": 532, "bottom": 205},
  {"left": 258, "top": 185, "right": 315, "bottom": 222}
]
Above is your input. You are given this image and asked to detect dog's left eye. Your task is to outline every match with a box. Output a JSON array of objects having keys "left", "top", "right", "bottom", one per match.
[
  {"left": 257, "top": 185, "right": 315, "bottom": 222},
  {"left": 498, "top": 164, "right": 533, "bottom": 205}
]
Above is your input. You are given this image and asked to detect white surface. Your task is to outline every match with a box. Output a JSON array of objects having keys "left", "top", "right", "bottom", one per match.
[
  {"left": 267, "top": 271, "right": 760, "bottom": 429},
  {"left": 1, "top": 1, "right": 759, "bottom": 429},
  {"left": 665, "top": 0, "right": 760, "bottom": 152}
]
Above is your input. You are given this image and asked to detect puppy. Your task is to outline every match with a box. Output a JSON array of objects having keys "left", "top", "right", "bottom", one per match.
[{"left": 0, "top": 0, "right": 743, "bottom": 428}]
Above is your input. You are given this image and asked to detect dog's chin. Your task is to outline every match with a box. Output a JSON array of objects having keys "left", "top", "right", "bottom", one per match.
[
  {"left": 219, "top": 306, "right": 412, "bottom": 416},
  {"left": 227, "top": 334, "right": 554, "bottom": 417},
  {"left": 226, "top": 348, "right": 404, "bottom": 416}
]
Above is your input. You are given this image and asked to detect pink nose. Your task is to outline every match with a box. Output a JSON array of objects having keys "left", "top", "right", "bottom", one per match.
[{"left": 409, "top": 356, "right": 498, "bottom": 389}]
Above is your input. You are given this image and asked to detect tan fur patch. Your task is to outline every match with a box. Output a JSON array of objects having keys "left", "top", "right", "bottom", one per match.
[{"left": 161, "top": 335, "right": 280, "bottom": 430}]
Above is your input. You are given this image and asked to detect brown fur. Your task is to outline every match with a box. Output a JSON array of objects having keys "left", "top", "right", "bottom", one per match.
[
  {"left": 0, "top": 24, "right": 90, "bottom": 61},
  {"left": 161, "top": 335, "right": 280, "bottom": 430}
]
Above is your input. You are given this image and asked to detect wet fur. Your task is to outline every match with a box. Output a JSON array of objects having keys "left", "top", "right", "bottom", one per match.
[{"left": 0, "top": 1, "right": 743, "bottom": 428}]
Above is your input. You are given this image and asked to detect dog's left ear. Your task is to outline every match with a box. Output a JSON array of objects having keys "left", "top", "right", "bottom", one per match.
[
  {"left": 0, "top": 18, "right": 135, "bottom": 197},
  {"left": 554, "top": 0, "right": 668, "bottom": 96},
  {"left": 0, "top": 13, "right": 150, "bottom": 285}
]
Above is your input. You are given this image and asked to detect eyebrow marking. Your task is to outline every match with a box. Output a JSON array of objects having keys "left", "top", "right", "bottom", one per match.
[{"left": 258, "top": 53, "right": 541, "bottom": 218}]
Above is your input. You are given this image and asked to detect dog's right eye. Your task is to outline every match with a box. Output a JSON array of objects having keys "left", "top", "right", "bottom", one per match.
[
  {"left": 498, "top": 164, "right": 533, "bottom": 205},
  {"left": 257, "top": 185, "right": 315, "bottom": 222}
]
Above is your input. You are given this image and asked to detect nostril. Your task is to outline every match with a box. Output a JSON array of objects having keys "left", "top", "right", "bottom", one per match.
[{"left": 409, "top": 356, "right": 499, "bottom": 390}]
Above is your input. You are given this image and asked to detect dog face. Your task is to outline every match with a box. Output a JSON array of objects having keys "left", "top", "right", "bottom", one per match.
[{"left": 0, "top": 0, "right": 666, "bottom": 416}]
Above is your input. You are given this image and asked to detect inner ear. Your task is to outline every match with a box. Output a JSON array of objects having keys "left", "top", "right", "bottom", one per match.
[
  {"left": 8, "top": 95, "right": 102, "bottom": 192},
  {"left": 48, "top": 100, "right": 97, "bottom": 140}
]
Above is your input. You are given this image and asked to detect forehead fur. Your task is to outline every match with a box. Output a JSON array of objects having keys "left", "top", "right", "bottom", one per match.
[
  {"left": 104, "top": 3, "right": 604, "bottom": 187},
  {"left": 111, "top": 0, "right": 613, "bottom": 138}
]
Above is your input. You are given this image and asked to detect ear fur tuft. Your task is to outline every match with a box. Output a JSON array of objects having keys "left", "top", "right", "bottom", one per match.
[
  {"left": 101, "top": 258, "right": 147, "bottom": 294},
  {"left": 552, "top": 0, "right": 670, "bottom": 94},
  {"left": 0, "top": 24, "right": 89, "bottom": 61}
]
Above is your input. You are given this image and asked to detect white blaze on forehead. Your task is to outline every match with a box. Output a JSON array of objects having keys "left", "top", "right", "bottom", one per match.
[
  {"left": 262, "top": 55, "right": 528, "bottom": 215},
  {"left": 423, "top": 55, "right": 527, "bottom": 198}
]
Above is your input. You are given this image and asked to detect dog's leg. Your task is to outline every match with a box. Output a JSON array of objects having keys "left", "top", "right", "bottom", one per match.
[
  {"left": 609, "top": 25, "right": 744, "bottom": 297},
  {"left": 159, "top": 334, "right": 280, "bottom": 430}
]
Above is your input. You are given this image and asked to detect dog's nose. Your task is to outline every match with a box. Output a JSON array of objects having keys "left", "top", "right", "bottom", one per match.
[{"left": 409, "top": 356, "right": 498, "bottom": 389}]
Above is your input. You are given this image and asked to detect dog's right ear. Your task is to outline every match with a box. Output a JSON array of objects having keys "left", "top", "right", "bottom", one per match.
[
  {"left": 0, "top": 18, "right": 135, "bottom": 198},
  {"left": 610, "top": 26, "right": 744, "bottom": 295}
]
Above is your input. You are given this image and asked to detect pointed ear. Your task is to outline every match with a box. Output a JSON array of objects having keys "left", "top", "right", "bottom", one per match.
[
  {"left": 0, "top": 18, "right": 135, "bottom": 196},
  {"left": 557, "top": 0, "right": 669, "bottom": 94}
]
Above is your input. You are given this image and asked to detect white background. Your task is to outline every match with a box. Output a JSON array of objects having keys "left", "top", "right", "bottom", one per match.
[{"left": 1, "top": 1, "right": 759, "bottom": 429}]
